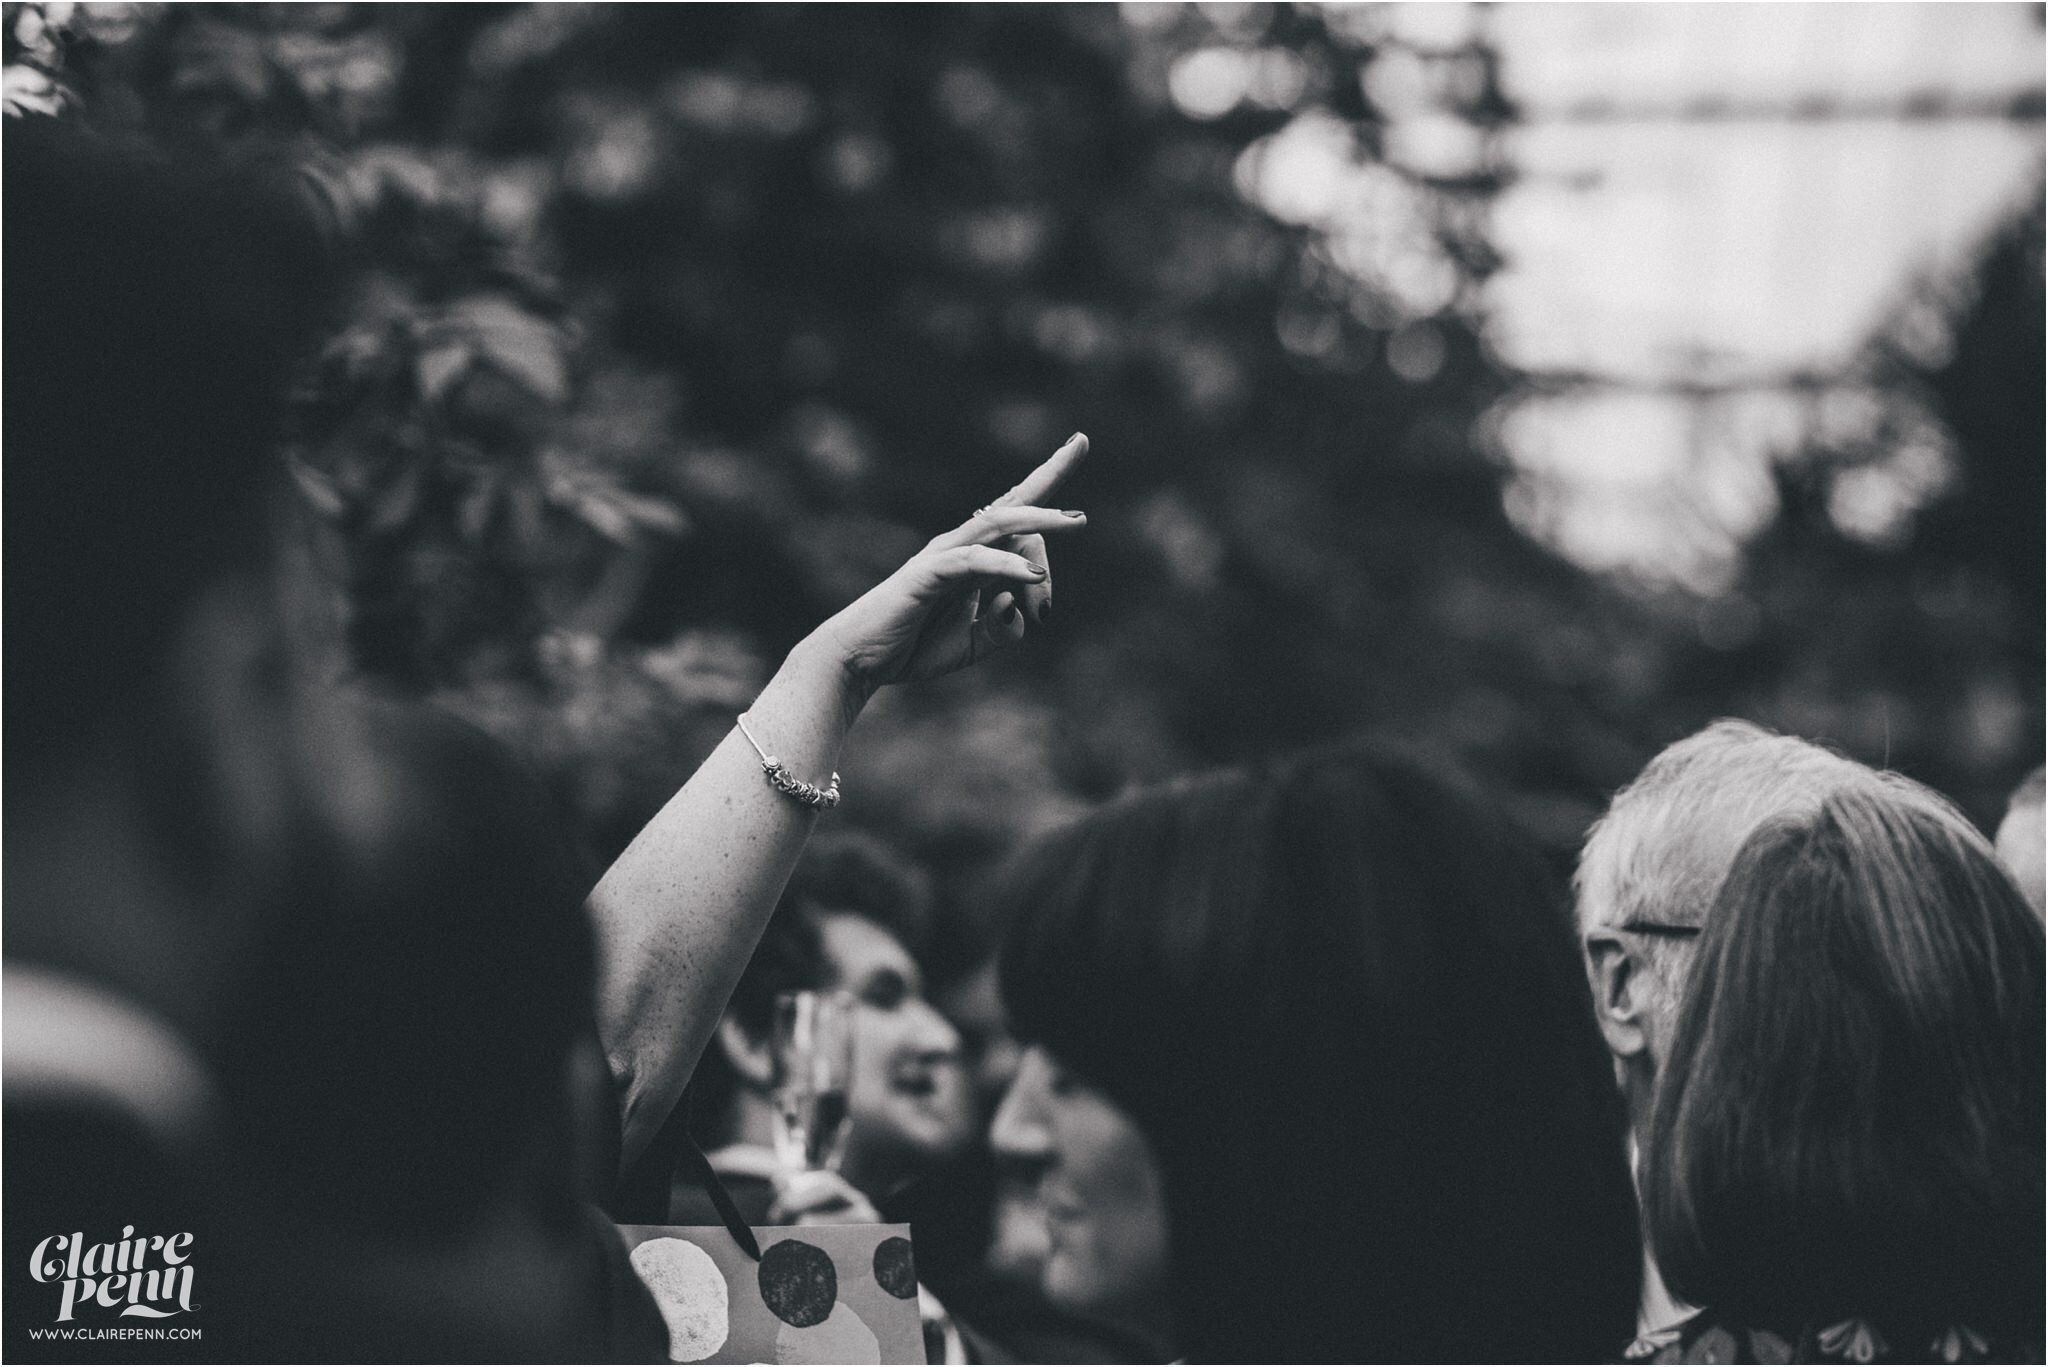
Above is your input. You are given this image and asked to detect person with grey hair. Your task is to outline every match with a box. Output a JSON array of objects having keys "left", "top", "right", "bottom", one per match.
[
  {"left": 1576, "top": 721, "right": 1871, "bottom": 1138},
  {"left": 1575, "top": 719, "right": 1930, "bottom": 1338},
  {"left": 1634, "top": 780, "right": 2042, "bottom": 1363}
]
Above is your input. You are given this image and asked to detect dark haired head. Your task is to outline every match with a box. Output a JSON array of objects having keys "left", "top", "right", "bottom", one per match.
[
  {"left": 995, "top": 742, "right": 1640, "bottom": 1362},
  {"left": 210, "top": 694, "right": 596, "bottom": 1234},
  {"left": 4, "top": 117, "right": 333, "bottom": 770},
  {"left": 1644, "top": 784, "right": 2045, "bottom": 1340}
]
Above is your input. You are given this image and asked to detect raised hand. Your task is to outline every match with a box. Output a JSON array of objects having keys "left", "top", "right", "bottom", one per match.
[
  {"left": 812, "top": 433, "right": 1089, "bottom": 693},
  {"left": 595, "top": 432, "right": 1090, "bottom": 1173},
  {"left": 767, "top": 1168, "right": 885, "bottom": 1227}
]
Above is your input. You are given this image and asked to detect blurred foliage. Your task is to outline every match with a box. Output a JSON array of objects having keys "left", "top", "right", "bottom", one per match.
[{"left": 9, "top": 2, "right": 2039, "bottom": 968}]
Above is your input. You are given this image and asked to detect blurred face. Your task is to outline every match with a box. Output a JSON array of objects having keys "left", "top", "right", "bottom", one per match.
[
  {"left": 990, "top": 1046, "right": 1175, "bottom": 1352},
  {"left": 935, "top": 957, "right": 1023, "bottom": 1112},
  {"left": 1640, "top": 940, "right": 1698, "bottom": 1070},
  {"left": 815, "top": 913, "right": 976, "bottom": 1189},
  {"left": 1994, "top": 799, "right": 2046, "bottom": 916}
]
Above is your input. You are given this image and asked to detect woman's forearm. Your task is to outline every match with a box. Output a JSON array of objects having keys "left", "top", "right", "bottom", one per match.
[
  {"left": 588, "top": 636, "right": 867, "bottom": 1173},
  {"left": 586, "top": 434, "right": 1091, "bottom": 1177}
]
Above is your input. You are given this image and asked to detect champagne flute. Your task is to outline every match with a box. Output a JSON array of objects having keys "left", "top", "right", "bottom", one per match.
[{"left": 770, "top": 989, "right": 855, "bottom": 1174}]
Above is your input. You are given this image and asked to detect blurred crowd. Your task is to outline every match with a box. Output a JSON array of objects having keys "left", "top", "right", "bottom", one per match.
[{"left": 5, "top": 91, "right": 2042, "bottom": 1367}]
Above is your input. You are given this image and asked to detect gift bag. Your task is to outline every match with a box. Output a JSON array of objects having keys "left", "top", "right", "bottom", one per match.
[{"left": 618, "top": 1223, "right": 925, "bottom": 1364}]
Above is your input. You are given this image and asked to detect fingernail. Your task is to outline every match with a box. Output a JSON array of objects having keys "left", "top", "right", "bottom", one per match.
[
  {"left": 1037, "top": 600, "right": 1051, "bottom": 624},
  {"left": 1061, "top": 509, "right": 1087, "bottom": 518},
  {"left": 1005, "top": 604, "right": 1021, "bottom": 623},
  {"left": 1066, "top": 432, "right": 1086, "bottom": 446},
  {"left": 1029, "top": 562, "right": 1047, "bottom": 576}
]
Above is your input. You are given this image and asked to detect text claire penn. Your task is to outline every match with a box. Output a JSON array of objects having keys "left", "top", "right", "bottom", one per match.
[{"left": 30, "top": 1228, "right": 196, "bottom": 1322}]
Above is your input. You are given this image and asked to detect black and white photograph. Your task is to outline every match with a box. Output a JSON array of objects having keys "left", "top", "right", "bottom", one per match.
[{"left": 4, "top": 3, "right": 2043, "bottom": 1363}]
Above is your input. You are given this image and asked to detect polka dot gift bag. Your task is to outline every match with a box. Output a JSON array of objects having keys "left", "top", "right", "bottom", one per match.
[{"left": 618, "top": 1224, "right": 927, "bottom": 1364}]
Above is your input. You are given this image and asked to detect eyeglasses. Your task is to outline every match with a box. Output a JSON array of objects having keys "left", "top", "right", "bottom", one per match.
[{"left": 1615, "top": 920, "right": 1702, "bottom": 938}]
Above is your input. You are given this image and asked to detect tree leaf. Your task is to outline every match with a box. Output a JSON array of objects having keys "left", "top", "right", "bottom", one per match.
[
  {"left": 449, "top": 296, "right": 570, "bottom": 404},
  {"left": 367, "top": 461, "right": 425, "bottom": 534},
  {"left": 286, "top": 453, "right": 349, "bottom": 521},
  {"left": 416, "top": 343, "right": 472, "bottom": 403},
  {"left": 457, "top": 470, "right": 504, "bottom": 543}
]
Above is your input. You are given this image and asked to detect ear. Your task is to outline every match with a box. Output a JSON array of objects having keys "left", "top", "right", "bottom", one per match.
[
  {"left": 1583, "top": 930, "right": 1652, "bottom": 1061},
  {"left": 716, "top": 1015, "right": 777, "bottom": 1090}
]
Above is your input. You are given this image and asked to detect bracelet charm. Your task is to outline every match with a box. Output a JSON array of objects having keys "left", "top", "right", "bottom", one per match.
[{"left": 737, "top": 714, "right": 842, "bottom": 810}]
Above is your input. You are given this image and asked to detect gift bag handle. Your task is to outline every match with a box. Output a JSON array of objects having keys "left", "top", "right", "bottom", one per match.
[{"left": 677, "top": 1087, "right": 762, "bottom": 1261}]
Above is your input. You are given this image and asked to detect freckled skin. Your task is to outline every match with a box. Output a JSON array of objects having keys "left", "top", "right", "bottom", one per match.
[{"left": 587, "top": 436, "right": 1089, "bottom": 1175}]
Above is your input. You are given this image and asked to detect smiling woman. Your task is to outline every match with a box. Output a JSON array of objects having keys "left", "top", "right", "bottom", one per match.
[
  {"left": 639, "top": 831, "right": 977, "bottom": 1229},
  {"left": 813, "top": 910, "right": 979, "bottom": 1196},
  {"left": 989, "top": 1048, "right": 1176, "bottom": 1353},
  {"left": 988, "top": 741, "right": 1643, "bottom": 1363}
]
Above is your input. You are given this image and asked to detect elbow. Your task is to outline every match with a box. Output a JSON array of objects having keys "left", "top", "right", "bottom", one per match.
[
  {"left": 609, "top": 1042, "right": 677, "bottom": 1175},
  {"left": 607, "top": 1041, "right": 646, "bottom": 1133}
]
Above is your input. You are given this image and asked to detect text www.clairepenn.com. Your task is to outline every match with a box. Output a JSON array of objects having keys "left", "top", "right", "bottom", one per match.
[{"left": 26, "top": 1328, "right": 202, "bottom": 1341}]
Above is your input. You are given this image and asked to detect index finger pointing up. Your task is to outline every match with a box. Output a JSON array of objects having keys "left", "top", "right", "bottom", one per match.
[{"left": 988, "top": 432, "right": 1089, "bottom": 510}]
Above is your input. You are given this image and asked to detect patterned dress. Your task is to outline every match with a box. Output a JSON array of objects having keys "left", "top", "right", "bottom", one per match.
[{"left": 1627, "top": 1311, "right": 2041, "bottom": 1365}]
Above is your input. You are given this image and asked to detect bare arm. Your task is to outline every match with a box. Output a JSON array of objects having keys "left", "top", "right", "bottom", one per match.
[{"left": 591, "top": 435, "right": 1090, "bottom": 1173}]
